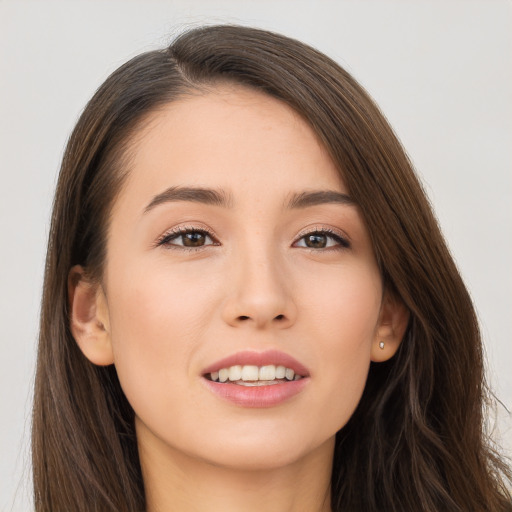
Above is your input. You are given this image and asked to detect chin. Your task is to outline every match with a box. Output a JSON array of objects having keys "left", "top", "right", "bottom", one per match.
[{"left": 189, "top": 431, "right": 335, "bottom": 472}]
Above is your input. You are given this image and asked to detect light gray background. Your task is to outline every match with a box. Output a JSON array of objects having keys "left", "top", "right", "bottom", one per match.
[{"left": 1, "top": 1, "right": 510, "bottom": 510}]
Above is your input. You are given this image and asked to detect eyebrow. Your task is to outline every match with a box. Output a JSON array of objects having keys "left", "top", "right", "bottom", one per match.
[
  {"left": 144, "top": 186, "right": 233, "bottom": 213},
  {"left": 143, "top": 186, "right": 354, "bottom": 214},
  {"left": 286, "top": 190, "right": 355, "bottom": 209}
]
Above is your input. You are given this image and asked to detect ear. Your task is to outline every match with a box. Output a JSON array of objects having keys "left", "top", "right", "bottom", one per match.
[
  {"left": 68, "top": 265, "right": 114, "bottom": 366},
  {"left": 371, "top": 291, "right": 410, "bottom": 362}
]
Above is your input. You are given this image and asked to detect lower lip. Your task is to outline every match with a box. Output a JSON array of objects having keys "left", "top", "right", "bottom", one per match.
[{"left": 202, "top": 378, "right": 309, "bottom": 408}]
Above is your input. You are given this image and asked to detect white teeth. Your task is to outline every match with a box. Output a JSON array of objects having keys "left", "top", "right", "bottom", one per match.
[
  {"left": 259, "top": 365, "right": 276, "bottom": 380},
  {"left": 241, "top": 365, "right": 259, "bottom": 381},
  {"left": 208, "top": 364, "right": 303, "bottom": 383},
  {"left": 275, "top": 365, "right": 286, "bottom": 379},
  {"left": 236, "top": 380, "right": 280, "bottom": 386},
  {"left": 228, "top": 365, "right": 242, "bottom": 381}
]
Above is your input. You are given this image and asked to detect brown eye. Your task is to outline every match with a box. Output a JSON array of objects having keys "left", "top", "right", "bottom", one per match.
[
  {"left": 294, "top": 230, "right": 350, "bottom": 250},
  {"left": 158, "top": 229, "right": 216, "bottom": 249},
  {"left": 304, "top": 233, "right": 327, "bottom": 248},
  {"left": 182, "top": 232, "right": 207, "bottom": 247}
]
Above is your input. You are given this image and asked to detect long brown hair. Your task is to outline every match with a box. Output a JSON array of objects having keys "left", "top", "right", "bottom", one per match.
[{"left": 33, "top": 25, "right": 511, "bottom": 511}]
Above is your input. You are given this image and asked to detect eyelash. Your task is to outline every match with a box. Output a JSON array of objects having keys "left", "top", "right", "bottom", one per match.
[
  {"left": 293, "top": 227, "right": 350, "bottom": 251},
  {"left": 156, "top": 226, "right": 350, "bottom": 252},
  {"left": 156, "top": 226, "right": 219, "bottom": 251}
]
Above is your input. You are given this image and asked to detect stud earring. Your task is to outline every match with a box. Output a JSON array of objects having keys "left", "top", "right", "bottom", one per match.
[{"left": 379, "top": 341, "right": 385, "bottom": 349}]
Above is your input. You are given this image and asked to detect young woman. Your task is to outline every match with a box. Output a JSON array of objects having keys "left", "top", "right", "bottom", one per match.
[{"left": 32, "top": 25, "right": 512, "bottom": 511}]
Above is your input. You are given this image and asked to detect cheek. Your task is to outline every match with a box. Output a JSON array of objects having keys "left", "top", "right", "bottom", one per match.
[
  {"left": 302, "top": 259, "right": 381, "bottom": 345},
  {"left": 105, "top": 260, "right": 219, "bottom": 414},
  {"left": 108, "top": 255, "right": 219, "bottom": 342},
  {"left": 298, "top": 263, "right": 381, "bottom": 429}
]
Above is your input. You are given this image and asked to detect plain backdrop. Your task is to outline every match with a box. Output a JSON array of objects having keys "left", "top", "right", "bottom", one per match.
[{"left": 1, "top": 1, "right": 511, "bottom": 510}]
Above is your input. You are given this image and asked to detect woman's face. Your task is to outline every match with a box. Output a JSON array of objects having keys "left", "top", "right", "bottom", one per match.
[{"left": 96, "top": 86, "right": 386, "bottom": 470}]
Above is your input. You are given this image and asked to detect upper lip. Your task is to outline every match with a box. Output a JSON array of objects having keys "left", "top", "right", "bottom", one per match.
[{"left": 202, "top": 349, "right": 310, "bottom": 377}]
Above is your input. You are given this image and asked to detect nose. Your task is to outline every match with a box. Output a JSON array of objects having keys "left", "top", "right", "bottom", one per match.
[{"left": 221, "top": 248, "right": 297, "bottom": 330}]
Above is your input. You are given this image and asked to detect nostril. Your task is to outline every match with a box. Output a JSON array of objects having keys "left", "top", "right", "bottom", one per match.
[{"left": 235, "top": 314, "right": 286, "bottom": 323}]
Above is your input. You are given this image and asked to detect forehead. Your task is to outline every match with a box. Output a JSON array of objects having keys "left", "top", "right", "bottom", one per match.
[{"left": 117, "top": 85, "right": 346, "bottom": 212}]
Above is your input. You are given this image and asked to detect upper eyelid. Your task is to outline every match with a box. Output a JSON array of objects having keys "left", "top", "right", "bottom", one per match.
[
  {"left": 294, "top": 225, "right": 350, "bottom": 243},
  {"left": 168, "top": 226, "right": 216, "bottom": 238}
]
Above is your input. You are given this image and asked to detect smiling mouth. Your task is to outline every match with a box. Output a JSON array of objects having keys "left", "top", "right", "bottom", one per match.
[{"left": 205, "top": 364, "right": 304, "bottom": 386}]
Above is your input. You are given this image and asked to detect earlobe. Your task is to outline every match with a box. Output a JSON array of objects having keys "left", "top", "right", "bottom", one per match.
[
  {"left": 68, "top": 265, "right": 114, "bottom": 366},
  {"left": 371, "top": 292, "right": 410, "bottom": 362}
]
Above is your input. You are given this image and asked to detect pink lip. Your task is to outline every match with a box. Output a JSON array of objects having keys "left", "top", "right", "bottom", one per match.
[
  {"left": 202, "top": 349, "right": 310, "bottom": 377},
  {"left": 201, "top": 350, "right": 310, "bottom": 408},
  {"left": 202, "top": 378, "right": 308, "bottom": 408}
]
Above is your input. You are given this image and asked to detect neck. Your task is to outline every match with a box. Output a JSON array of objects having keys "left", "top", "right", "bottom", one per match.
[{"left": 137, "top": 422, "right": 333, "bottom": 512}]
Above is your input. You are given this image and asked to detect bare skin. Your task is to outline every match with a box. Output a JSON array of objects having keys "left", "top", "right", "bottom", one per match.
[{"left": 139, "top": 431, "right": 333, "bottom": 512}]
